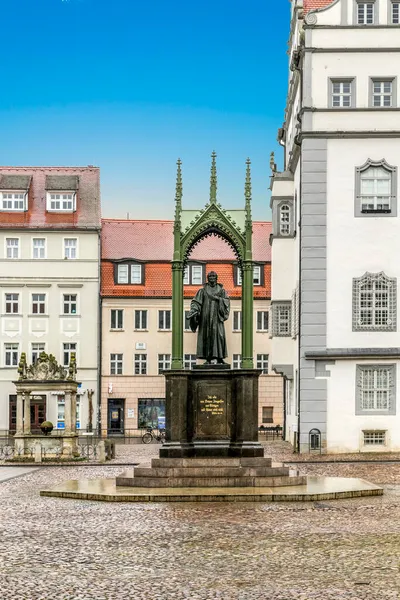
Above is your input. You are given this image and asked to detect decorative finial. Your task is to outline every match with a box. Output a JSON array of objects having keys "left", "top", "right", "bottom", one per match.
[
  {"left": 174, "top": 158, "right": 182, "bottom": 226},
  {"left": 245, "top": 158, "right": 252, "bottom": 226},
  {"left": 210, "top": 151, "right": 217, "bottom": 204},
  {"left": 270, "top": 151, "right": 277, "bottom": 174}
]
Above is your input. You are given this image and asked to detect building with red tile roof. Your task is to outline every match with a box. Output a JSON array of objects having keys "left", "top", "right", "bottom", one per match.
[
  {"left": 101, "top": 218, "right": 282, "bottom": 435},
  {"left": 304, "top": 0, "right": 335, "bottom": 13}
]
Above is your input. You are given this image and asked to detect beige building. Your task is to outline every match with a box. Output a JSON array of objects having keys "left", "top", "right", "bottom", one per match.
[
  {"left": 0, "top": 167, "right": 101, "bottom": 433},
  {"left": 100, "top": 219, "right": 282, "bottom": 435}
]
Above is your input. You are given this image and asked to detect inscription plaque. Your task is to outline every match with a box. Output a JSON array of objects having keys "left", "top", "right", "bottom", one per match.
[{"left": 194, "top": 381, "right": 230, "bottom": 439}]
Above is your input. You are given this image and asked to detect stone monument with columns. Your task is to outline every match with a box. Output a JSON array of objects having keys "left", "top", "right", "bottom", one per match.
[{"left": 13, "top": 351, "right": 80, "bottom": 457}]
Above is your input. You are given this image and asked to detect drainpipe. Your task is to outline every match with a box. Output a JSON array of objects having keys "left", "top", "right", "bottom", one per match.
[
  {"left": 282, "top": 375, "right": 287, "bottom": 440},
  {"left": 97, "top": 230, "right": 102, "bottom": 436}
]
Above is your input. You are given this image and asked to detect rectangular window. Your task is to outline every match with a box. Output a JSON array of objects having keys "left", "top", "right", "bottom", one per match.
[
  {"left": 57, "top": 395, "right": 65, "bottom": 428},
  {"left": 262, "top": 406, "right": 274, "bottom": 424},
  {"left": 191, "top": 265, "right": 203, "bottom": 285},
  {"left": 63, "top": 294, "right": 77, "bottom": 315},
  {"left": 2, "top": 192, "right": 25, "bottom": 211},
  {"left": 111, "top": 309, "right": 124, "bottom": 330},
  {"left": 138, "top": 398, "right": 165, "bottom": 429},
  {"left": 357, "top": 1, "right": 375, "bottom": 24},
  {"left": 372, "top": 80, "right": 393, "bottom": 107},
  {"left": 184, "top": 354, "right": 196, "bottom": 369},
  {"left": 392, "top": 1, "right": 400, "bottom": 23},
  {"left": 63, "top": 342, "right": 77, "bottom": 366},
  {"left": 135, "top": 310, "right": 147, "bottom": 330},
  {"left": 232, "top": 354, "right": 242, "bottom": 369},
  {"left": 353, "top": 273, "right": 396, "bottom": 331},
  {"left": 32, "top": 343, "right": 45, "bottom": 364},
  {"left": 117, "top": 264, "right": 129, "bottom": 284},
  {"left": 257, "top": 310, "right": 269, "bottom": 331},
  {"left": 134, "top": 353, "right": 147, "bottom": 375},
  {"left": 131, "top": 264, "right": 142, "bottom": 284},
  {"left": 331, "top": 80, "right": 353, "bottom": 107},
  {"left": 33, "top": 238, "right": 46, "bottom": 259},
  {"left": 32, "top": 293, "right": 46, "bottom": 315},
  {"left": 64, "top": 238, "right": 77, "bottom": 259},
  {"left": 237, "top": 266, "right": 263, "bottom": 286},
  {"left": 158, "top": 310, "right": 171, "bottom": 330},
  {"left": 363, "top": 431, "right": 386, "bottom": 445},
  {"left": 158, "top": 354, "right": 171, "bottom": 374},
  {"left": 233, "top": 311, "right": 242, "bottom": 332},
  {"left": 48, "top": 192, "right": 74, "bottom": 211},
  {"left": 272, "top": 302, "right": 292, "bottom": 337},
  {"left": 5, "top": 343, "right": 18, "bottom": 367},
  {"left": 184, "top": 310, "right": 191, "bottom": 331},
  {"left": 256, "top": 354, "right": 269, "bottom": 374},
  {"left": 183, "top": 266, "right": 190, "bottom": 285},
  {"left": 6, "top": 238, "right": 19, "bottom": 259},
  {"left": 110, "top": 353, "right": 123, "bottom": 375},
  {"left": 5, "top": 293, "right": 19, "bottom": 314},
  {"left": 357, "top": 364, "right": 395, "bottom": 414}
]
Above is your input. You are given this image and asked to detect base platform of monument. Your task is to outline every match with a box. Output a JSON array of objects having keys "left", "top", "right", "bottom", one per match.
[{"left": 40, "top": 475, "right": 383, "bottom": 503}]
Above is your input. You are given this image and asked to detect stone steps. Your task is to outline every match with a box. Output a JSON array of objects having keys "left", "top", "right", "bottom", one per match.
[
  {"left": 119, "top": 474, "right": 307, "bottom": 488},
  {"left": 151, "top": 457, "right": 273, "bottom": 468},
  {"left": 134, "top": 466, "right": 290, "bottom": 478}
]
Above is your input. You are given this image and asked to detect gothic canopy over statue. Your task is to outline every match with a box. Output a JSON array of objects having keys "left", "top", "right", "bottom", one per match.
[{"left": 18, "top": 351, "right": 77, "bottom": 382}]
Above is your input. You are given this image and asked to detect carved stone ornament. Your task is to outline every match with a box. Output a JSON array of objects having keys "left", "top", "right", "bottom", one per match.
[
  {"left": 305, "top": 12, "right": 318, "bottom": 25},
  {"left": 18, "top": 351, "right": 72, "bottom": 381}
]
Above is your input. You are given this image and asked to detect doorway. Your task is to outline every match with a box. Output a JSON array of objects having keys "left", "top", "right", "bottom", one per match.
[
  {"left": 107, "top": 398, "right": 125, "bottom": 435},
  {"left": 9, "top": 394, "right": 46, "bottom": 433}
]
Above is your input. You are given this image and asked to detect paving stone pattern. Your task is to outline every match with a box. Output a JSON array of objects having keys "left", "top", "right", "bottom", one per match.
[{"left": 1, "top": 442, "right": 400, "bottom": 599}]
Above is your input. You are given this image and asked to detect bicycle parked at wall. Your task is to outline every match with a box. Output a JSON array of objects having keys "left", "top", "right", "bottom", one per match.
[{"left": 141, "top": 427, "right": 166, "bottom": 444}]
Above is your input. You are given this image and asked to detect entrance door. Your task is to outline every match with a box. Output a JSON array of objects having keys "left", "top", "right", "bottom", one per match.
[
  {"left": 9, "top": 394, "right": 46, "bottom": 433},
  {"left": 107, "top": 399, "right": 125, "bottom": 434}
]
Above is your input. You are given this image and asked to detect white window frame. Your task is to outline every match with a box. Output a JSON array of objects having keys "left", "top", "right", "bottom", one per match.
[
  {"left": 158, "top": 310, "right": 171, "bottom": 330},
  {"left": 63, "top": 342, "right": 77, "bottom": 367},
  {"left": 31, "top": 293, "right": 46, "bottom": 315},
  {"left": 1, "top": 191, "right": 26, "bottom": 212},
  {"left": 57, "top": 395, "right": 66, "bottom": 428},
  {"left": 353, "top": 272, "right": 396, "bottom": 331},
  {"left": 355, "top": 159, "right": 397, "bottom": 217},
  {"left": 158, "top": 354, "right": 171, "bottom": 374},
  {"left": 370, "top": 79, "right": 396, "bottom": 108},
  {"left": 5, "top": 293, "right": 19, "bottom": 314},
  {"left": 131, "top": 264, "right": 142, "bottom": 284},
  {"left": 256, "top": 310, "right": 269, "bottom": 332},
  {"left": 116, "top": 263, "right": 143, "bottom": 285},
  {"left": 329, "top": 78, "right": 355, "bottom": 108},
  {"left": 356, "top": 1, "right": 376, "bottom": 24},
  {"left": 232, "top": 354, "right": 242, "bottom": 369},
  {"left": 356, "top": 364, "right": 396, "bottom": 415},
  {"left": 134, "top": 310, "right": 148, "bottom": 330},
  {"left": 62, "top": 293, "right": 78, "bottom": 315},
  {"left": 256, "top": 354, "right": 269, "bottom": 374},
  {"left": 237, "top": 266, "right": 262, "bottom": 286},
  {"left": 134, "top": 353, "right": 147, "bottom": 375},
  {"left": 233, "top": 310, "right": 242, "bottom": 332},
  {"left": 184, "top": 354, "right": 196, "bottom": 369},
  {"left": 46, "top": 191, "right": 76, "bottom": 212},
  {"left": 110, "top": 309, "right": 124, "bottom": 330},
  {"left": 391, "top": 1, "right": 400, "bottom": 23},
  {"left": 4, "top": 343, "right": 19, "bottom": 367},
  {"left": 183, "top": 264, "right": 205, "bottom": 285},
  {"left": 110, "top": 353, "right": 123, "bottom": 375},
  {"left": 363, "top": 431, "right": 386, "bottom": 446},
  {"left": 5, "top": 238, "right": 19, "bottom": 259},
  {"left": 64, "top": 238, "right": 78, "bottom": 259},
  {"left": 32, "top": 238, "right": 46, "bottom": 259},
  {"left": 31, "top": 342, "right": 46, "bottom": 364}
]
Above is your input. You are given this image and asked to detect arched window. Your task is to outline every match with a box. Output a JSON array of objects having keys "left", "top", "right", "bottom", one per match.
[
  {"left": 353, "top": 272, "right": 397, "bottom": 331},
  {"left": 279, "top": 204, "right": 290, "bottom": 235},
  {"left": 356, "top": 159, "right": 397, "bottom": 217}
]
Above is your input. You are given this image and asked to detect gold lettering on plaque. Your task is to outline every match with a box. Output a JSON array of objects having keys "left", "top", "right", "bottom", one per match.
[{"left": 200, "top": 395, "right": 224, "bottom": 415}]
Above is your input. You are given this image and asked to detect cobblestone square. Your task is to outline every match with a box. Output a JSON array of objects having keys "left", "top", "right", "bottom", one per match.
[{"left": 1, "top": 442, "right": 400, "bottom": 600}]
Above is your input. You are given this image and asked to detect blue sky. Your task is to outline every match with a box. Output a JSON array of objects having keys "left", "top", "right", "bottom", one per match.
[{"left": 1, "top": 0, "right": 290, "bottom": 220}]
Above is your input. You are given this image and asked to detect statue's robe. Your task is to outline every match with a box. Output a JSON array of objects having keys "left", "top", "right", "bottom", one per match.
[{"left": 188, "top": 283, "right": 230, "bottom": 360}]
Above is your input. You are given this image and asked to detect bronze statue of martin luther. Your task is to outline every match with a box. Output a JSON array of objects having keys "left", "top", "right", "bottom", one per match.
[{"left": 188, "top": 271, "right": 230, "bottom": 364}]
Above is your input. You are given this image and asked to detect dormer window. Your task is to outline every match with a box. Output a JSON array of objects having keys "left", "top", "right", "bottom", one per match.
[
  {"left": 115, "top": 262, "right": 144, "bottom": 285},
  {"left": 46, "top": 192, "right": 75, "bottom": 212},
  {"left": 1, "top": 192, "right": 26, "bottom": 211},
  {"left": 236, "top": 265, "right": 263, "bottom": 286},
  {"left": 183, "top": 263, "right": 205, "bottom": 285}
]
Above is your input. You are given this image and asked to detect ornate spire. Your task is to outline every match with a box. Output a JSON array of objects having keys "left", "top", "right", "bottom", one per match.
[
  {"left": 210, "top": 151, "right": 217, "bottom": 204},
  {"left": 245, "top": 157, "right": 252, "bottom": 224},
  {"left": 174, "top": 158, "right": 182, "bottom": 228}
]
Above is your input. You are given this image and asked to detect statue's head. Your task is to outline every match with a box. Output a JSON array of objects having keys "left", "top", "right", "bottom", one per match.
[{"left": 207, "top": 271, "right": 218, "bottom": 287}]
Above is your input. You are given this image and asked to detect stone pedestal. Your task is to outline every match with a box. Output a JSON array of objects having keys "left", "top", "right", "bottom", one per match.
[{"left": 161, "top": 368, "right": 263, "bottom": 458}]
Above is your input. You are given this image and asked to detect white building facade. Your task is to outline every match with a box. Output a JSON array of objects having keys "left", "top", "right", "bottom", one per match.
[
  {"left": 271, "top": 0, "right": 400, "bottom": 452},
  {"left": 0, "top": 167, "right": 101, "bottom": 434}
]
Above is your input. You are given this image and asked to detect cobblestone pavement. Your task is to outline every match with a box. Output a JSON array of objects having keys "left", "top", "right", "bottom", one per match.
[{"left": 1, "top": 443, "right": 400, "bottom": 600}]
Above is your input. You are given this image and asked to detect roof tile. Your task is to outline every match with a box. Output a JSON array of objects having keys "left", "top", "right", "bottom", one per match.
[{"left": 304, "top": 0, "right": 335, "bottom": 13}]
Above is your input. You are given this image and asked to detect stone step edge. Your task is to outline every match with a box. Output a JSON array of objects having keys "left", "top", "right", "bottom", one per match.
[
  {"left": 152, "top": 458, "right": 273, "bottom": 468},
  {"left": 116, "top": 475, "right": 307, "bottom": 488},
  {"left": 134, "top": 467, "right": 291, "bottom": 478}
]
